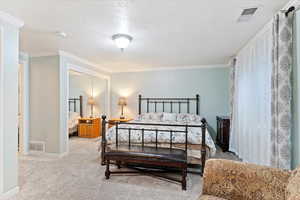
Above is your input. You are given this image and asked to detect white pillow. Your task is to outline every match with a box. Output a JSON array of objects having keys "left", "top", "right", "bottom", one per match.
[
  {"left": 138, "top": 113, "right": 151, "bottom": 121},
  {"left": 138, "top": 113, "right": 162, "bottom": 121},
  {"left": 69, "top": 112, "right": 80, "bottom": 120},
  {"left": 162, "top": 113, "right": 177, "bottom": 121}
]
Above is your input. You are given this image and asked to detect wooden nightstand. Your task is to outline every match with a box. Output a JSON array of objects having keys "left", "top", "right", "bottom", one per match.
[
  {"left": 108, "top": 118, "right": 133, "bottom": 129},
  {"left": 78, "top": 118, "right": 101, "bottom": 138}
]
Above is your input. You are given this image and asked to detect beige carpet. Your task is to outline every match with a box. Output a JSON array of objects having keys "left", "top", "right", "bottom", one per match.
[{"left": 8, "top": 138, "right": 238, "bottom": 200}]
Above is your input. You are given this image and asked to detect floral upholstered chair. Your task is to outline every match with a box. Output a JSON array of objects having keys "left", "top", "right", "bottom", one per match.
[{"left": 200, "top": 159, "right": 300, "bottom": 200}]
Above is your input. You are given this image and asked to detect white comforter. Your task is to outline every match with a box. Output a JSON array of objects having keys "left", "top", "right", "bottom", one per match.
[{"left": 106, "top": 118, "right": 216, "bottom": 156}]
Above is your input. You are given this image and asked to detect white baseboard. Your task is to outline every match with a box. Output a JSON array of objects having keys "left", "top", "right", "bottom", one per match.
[
  {"left": 0, "top": 186, "right": 19, "bottom": 199},
  {"left": 29, "top": 151, "right": 68, "bottom": 158}
]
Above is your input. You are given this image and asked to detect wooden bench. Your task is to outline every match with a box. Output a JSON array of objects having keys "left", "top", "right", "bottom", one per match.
[{"left": 101, "top": 115, "right": 207, "bottom": 190}]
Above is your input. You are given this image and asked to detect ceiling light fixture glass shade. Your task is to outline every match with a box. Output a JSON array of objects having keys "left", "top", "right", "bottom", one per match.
[{"left": 112, "top": 33, "right": 133, "bottom": 51}]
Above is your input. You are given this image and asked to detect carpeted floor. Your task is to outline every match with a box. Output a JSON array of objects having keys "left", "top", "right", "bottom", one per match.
[{"left": 8, "top": 137, "right": 239, "bottom": 200}]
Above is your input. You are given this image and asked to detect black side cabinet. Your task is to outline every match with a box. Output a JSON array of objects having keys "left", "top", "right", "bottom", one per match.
[{"left": 216, "top": 116, "right": 230, "bottom": 152}]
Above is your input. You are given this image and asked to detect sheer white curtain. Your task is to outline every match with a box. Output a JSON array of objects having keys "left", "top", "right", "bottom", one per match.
[{"left": 230, "top": 25, "right": 273, "bottom": 166}]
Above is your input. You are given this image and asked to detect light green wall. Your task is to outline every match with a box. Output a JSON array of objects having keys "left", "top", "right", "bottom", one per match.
[{"left": 111, "top": 67, "right": 230, "bottom": 139}]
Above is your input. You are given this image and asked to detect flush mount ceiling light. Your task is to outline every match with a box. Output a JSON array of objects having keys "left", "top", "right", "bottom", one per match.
[{"left": 112, "top": 33, "right": 133, "bottom": 51}]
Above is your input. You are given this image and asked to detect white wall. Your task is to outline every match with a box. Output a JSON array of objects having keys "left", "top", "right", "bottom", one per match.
[
  {"left": 111, "top": 67, "right": 230, "bottom": 139},
  {"left": 93, "top": 77, "right": 109, "bottom": 117},
  {"left": 30, "top": 56, "right": 60, "bottom": 153},
  {"left": 0, "top": 12, "right": 23, "bottom": 198}
]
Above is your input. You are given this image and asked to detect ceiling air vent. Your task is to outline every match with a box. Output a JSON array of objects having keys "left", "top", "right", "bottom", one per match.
[{"left": 238, "top": 7, "right": 258, "bottom": 22}]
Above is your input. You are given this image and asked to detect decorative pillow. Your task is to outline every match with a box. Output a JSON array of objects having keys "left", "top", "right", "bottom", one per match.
[
  {"left": 162, "top": 113, "right": 177, "bottom": 121},
  {"left": 177, "top": 113, "right": 202, "bottom": 123},
  {"left": 149, "top": 112, "right": 163, "bottom": 121},
  {"left": 138, "top": 113, "right": 162, "bottom": 121}
]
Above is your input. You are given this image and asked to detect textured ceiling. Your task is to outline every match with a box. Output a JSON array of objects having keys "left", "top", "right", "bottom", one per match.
[{"left": 0, "top": 0, "right": 291, "bottom": 72}]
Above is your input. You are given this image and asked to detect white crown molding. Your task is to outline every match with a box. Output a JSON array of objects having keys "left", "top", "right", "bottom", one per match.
[
  {"left": 68, "top": 63, "right": 110, "bottom": 80},
  {"left": 112, "top": 64, "right": 229, "bottom": 73},
  {"left": 58, "top": 50, "right": 112, "bottom": 73},
  {"left": 0, "top": 186, "right": 19, "bottom": 199},
  {"left": 0, "top": 11, "right": 24, "bottom": 28},
  {"left": 31, "top": 51, "right": 229, "bottom": 74},
  {"left": 30, "top": 51, "right": 113, "bottom": 74}
]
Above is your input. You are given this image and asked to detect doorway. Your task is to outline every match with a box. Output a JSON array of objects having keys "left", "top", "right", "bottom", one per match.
[{"left": 67, "top": 69, "right": 109, "bottom": 152}]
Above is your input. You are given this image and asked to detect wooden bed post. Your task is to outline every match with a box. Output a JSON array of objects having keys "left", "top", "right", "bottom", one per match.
[
  {"left": 201, "top": 118, "right": 207, "bottom": 175},
  {"left": 196, "top": 94, "right": 200, "bottom": 115},
  {"left": 79, "top": 95, "right": 83, "bottom": 117},
  {"left": 101, "top": 115, "right": 107, "bottom": 165},
  {"left": 138, "top": 95, "right": 142, "bottom": 115}
]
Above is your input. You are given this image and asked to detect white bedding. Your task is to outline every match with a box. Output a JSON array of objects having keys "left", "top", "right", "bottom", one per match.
[
  {"left": 106, "top": 113, "right": 216, "bottom": 156},
  {"left": 68, "top": 112, "right": 80, "bottom": 133}
]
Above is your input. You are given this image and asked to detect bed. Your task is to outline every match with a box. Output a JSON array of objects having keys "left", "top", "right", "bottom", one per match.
[
  {"left": 105, "top": 113, "right": 216, "bottom": 162},
  {"left": 101, "top": 95, "right": 216, "bottom": 175},
  {"left": 68, "top": 96, "right": 83, "bottom": 136}
]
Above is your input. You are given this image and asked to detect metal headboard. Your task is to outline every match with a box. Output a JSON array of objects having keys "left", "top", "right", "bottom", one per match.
[
  {"left": 138, "top": 94, "right": 200, "bottom": 115},
  {"left": 69, "top": 95, "right": 83, "bottom": 117}
]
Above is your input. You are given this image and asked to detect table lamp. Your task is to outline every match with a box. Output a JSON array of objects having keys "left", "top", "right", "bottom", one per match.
[
  {"left": 118, "top": 97, "right": 127, "bottom": 119},
  {"left": 88, "top": 96, "right": 96, "bottom": 118}
]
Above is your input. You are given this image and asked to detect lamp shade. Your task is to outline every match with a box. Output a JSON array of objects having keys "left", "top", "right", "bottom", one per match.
[
  {"left": 118, "top": 97, "right": 127, "bottom": 106},
  {"left": 87, "top": 97, "right": 96, "bottom": 105}
]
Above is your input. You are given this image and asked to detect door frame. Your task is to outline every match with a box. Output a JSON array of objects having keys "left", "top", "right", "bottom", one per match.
[
  {"left": 59, "top": 51, "right": 111, "bottom": 155},
  {"left": 19, "top": 52, "right": 30, "bottom": 155},
  {"left": 65, "top": 64, "right": 111, "bottom": 152}
]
